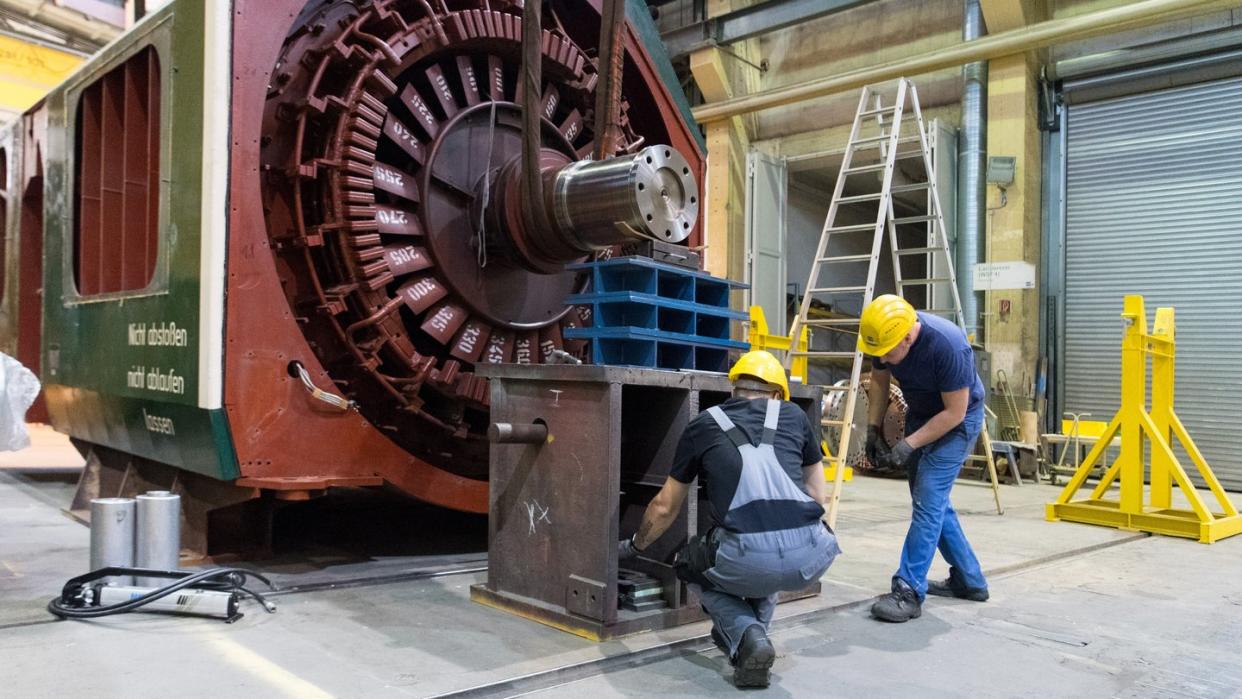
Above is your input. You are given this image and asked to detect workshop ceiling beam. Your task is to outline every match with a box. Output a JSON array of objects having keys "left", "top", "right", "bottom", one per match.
[
  {"left": 692, "top": 0, "right": 1234, "bottom": 123},
  {"left": 0, "top": 0, "right": 121, "bottom": 50},
  {"left": 663, "top": 0, "right": 875, "bottom": 61}
]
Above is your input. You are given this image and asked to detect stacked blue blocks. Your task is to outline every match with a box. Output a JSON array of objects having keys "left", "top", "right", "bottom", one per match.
[{"left": 565, "top": 257, "right": 748, "bottom": 372}]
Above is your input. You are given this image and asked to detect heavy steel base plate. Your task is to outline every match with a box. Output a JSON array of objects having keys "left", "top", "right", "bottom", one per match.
[
  {"left": 1048, "top": 499, "right": 1242, "bottom": 544},
  {"left": 471, "top": 582, "right": 821, "bottom": 642}
]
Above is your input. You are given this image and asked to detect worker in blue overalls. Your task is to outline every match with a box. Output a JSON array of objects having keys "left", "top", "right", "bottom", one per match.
[
  {"left": 858, "top": 295, "right": 989, "bottom": 623},
  {"left": 619, "top": 350, "right": 840, "bottom": 687}
]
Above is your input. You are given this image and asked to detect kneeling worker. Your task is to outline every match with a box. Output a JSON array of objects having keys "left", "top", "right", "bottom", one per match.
[
  {"left": 619, "top": 350, "right": 840, "bottom": 688},
  {"left": 859, "top": 295, "right": 989, "bottom": 623}
]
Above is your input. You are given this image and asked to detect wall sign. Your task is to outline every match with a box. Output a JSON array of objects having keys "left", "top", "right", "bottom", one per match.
[{"left": 973, "top": 261, "right": 1036, "bottom": 291}]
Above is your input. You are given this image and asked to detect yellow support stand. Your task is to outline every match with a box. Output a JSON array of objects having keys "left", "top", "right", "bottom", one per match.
[
  {"left": 748, "top": 306, "right": 809, "bottom": 384},
  {"left": 822, "top": 443, "right": 854, "bottom": 483},
  {"left": 748, "top": 307, "right": 853, "bottom": 481},
  {"left": 1047, "top": 296, "right": 1242, "bottom": 543}
]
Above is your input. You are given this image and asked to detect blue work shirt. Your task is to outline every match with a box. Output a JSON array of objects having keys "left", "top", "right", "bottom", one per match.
[{"left": 872, "top": 311, "right": 984, "bottom": 421}]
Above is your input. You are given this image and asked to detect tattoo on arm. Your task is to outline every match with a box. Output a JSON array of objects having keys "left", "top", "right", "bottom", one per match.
[
  {"left": 635, "top": 520, "right": 654, "bottom": 550},
  {"left": 634, "top": 478, "right": 689, "bottom": 550}
]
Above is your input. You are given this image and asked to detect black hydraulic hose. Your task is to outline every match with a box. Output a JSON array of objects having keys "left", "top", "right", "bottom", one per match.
[{"left": 48, "top": 567, "right": 277, "bottom": 620}]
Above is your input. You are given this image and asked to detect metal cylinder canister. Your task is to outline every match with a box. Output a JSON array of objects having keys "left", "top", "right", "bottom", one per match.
[
  {"left": 135, "top": 491, "right": 181, "bottom": 587},
  {"left": 97, "top": 586, "right": 237, "bottom": 620},
  {"left": 89, "top": 497, "right": 135, "bottom": 585}
]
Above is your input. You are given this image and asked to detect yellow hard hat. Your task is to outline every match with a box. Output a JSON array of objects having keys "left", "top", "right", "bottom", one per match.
[
  {"left": 857, "top": 294, "right": 917, "bottom": 356},
  {"left": 728, "top": 350, "right": 790, "bottom": 400}
]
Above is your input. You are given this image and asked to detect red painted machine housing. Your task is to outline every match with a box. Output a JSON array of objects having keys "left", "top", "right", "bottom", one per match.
[{"left": 222, "top": 0, "right": 704, "bottom": 513}]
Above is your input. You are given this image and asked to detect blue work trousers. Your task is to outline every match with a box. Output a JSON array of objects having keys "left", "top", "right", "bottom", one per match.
[{"left": 894, "top": 407, "right": 987, "bottom": 599}]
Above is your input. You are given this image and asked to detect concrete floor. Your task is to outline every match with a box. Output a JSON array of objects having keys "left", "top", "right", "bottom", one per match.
[{"left": 2, "top": 429, "right": 1241, "bottom": 698}]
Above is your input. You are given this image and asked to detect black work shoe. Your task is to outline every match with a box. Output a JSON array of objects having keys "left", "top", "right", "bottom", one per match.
[
  {"left": 732, "top": 624, "right": 775, "bottom": 688},
  {"left": 870, "top": 577, "right": 923, "bottom": 623},
  {"left": 710, "top": 626, "right": 730, "bottom": 657},
  {"left": 926, "top": 567, "right": 989, "bottom": 602}
]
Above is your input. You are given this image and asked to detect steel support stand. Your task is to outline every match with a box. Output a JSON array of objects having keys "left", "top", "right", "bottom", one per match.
[{"left": 1047, "top": 296, "right": 1242, "bottom": 543}]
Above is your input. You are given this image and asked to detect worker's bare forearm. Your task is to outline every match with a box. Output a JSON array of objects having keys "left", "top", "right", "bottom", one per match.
[
  {"left": 906, "top": 410, "right": 961, "bottom": 448},
  {"left": 867, "top": 370, "right": 890, "bottom": 427},
  {"left": 633, "top": 503, "right": 678, "bottom": 550},
  {"left": 906, "top": 387, "right": 970, "bottom": 448},
  {"left": 633, "top": 477, "right": 691, "bottom": 550},
  {"left": 803, "top": 462, "right": 829, "bottom": 505}
]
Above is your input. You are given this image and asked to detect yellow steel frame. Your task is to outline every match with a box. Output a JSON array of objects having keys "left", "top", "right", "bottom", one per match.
[
  {"left": 748, "top": 306, "right": 809, "bottom": 383},
  {"left": 748, "top": 306, "right": 852, "bottom": 482},
  {"left": 1047, "top": 296, "right": 1242, "bottom": 543}
]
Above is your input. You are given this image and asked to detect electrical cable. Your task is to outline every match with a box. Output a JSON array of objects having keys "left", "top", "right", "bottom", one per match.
[
  {"left": 476, "top": 99, "right": 497, "bottom": 269},
  {"left": 48, "top": 567, "right": 277, "bottom": 621},
  {"left": 290, "top": 360, "right": 356, "bottom": 412}
]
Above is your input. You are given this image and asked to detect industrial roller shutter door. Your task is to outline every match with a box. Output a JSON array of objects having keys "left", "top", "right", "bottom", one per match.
[{"left": 1063, "top": 75, "right": 1242, "bottom": 490}]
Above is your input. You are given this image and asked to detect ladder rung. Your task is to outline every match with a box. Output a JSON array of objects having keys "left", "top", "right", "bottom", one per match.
[
  {"left": 807, "top": 286, "right": 867, "bottom": 294},
  {"left": 892, "top": 214, "right": 938, "bottom": 225},
  {"left": 837, "top": 193, "right": 885, "bottom": 204},
  {"left": 899, "top": 277, "right": 954, "bottom": 286},
  {"left": 850, "top": 132, "right": 897, "bottom": 145},
  {"left": 836, "top": 183, "right": 930, "bottom": 205},
  {"left": 923, "top": 308, "right": 959, "bottom": 316},
  {"left": 793, "top": 351, "right": 857, "bottom": 359},
  {"left": 821, "top": 419, "right": 849, "bottom": 426},
  {"left": 821, "top": 384, "right": 853, "bottom": 391},
  {"left": 895, "top": 247, "right": 940, "bottom": 255},
  {"left": 803, "top": 318, "right": 859, "bottom": 327},
  {"left": 843, "top": 151, "right": 925, "bottom": 175},
  {"left": 824, "top": 223, "right": 880, "bottom": 233},
  {"left": 803, "top": 325, "right": 860, "bottom": 336},
  {"left": 851, "top": 135, "right": 920, "bottom": 150},
  {"left": 859, "top": 105, "right": 896, "bottom": 117},
  {"left": 815, "top": 254, "right": 873, "bottom": 264},
  {"left": 842, "top": 162, "right": 888, "bottom": 175}
]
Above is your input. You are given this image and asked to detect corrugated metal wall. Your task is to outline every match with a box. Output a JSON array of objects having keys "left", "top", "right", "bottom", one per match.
[{"left": 1063, "top": 76, "right": 1242, "bottom": 490}]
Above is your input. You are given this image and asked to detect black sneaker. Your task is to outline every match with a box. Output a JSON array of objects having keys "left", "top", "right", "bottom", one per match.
[
  {"left": 870, "top": 577, "right": 923, "bottom": 623},
  {"left": 732, "top": 624, "right": 775, "bottom": 688},
  {"left": 926, "top": 567, "right": 989, "bottom": 602}
]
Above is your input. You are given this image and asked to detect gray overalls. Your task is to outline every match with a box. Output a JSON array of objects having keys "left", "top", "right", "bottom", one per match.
[{"left": 692, "top": 400, "right": 841, "bottom": 658}]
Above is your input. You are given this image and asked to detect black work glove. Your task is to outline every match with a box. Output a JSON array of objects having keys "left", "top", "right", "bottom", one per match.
[
  {"left": 889, "top": 438, "right": 916, "bottom": 468},
  {"left": 865, "top": 425, "right": 884, "bottom": 463},
  {"left": 618, "top": 534, "right": 643, "bottom": 561}
]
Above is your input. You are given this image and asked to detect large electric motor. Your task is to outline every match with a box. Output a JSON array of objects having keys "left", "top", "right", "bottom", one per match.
[{"left": 260, "top": 1, "right": 700, "bottom": 489}]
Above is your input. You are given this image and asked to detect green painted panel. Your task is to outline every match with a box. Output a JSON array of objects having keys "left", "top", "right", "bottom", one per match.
[
  {"left": 42, "top": 2, "right": 204, "bottom": 405},
  {"left": 44, "top": 384, "right": 239, "bottom": 479},
  {"left": 0, "top": 123, "right": 17, "bottom": 359},
  {"left": 38, "top": 1, "right": 237, "bottom": 479}
]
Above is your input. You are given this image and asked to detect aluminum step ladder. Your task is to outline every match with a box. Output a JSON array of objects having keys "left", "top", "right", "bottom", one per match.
[{"left": 783, "top": 78, "right": 1000, "bottom": 525}]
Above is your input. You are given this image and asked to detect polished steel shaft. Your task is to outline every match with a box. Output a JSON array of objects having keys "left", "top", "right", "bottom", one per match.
[
  {"left": 487, "top": 422, "right": 549, "bottom": 444},
  {"left": 552, "top": 145, "right": 698, "bottom": 250}
]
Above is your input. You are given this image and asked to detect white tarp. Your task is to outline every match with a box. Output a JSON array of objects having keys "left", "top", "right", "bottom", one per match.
[{"left": 0, "top": 353, "right": 40, "bottom": 451}]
